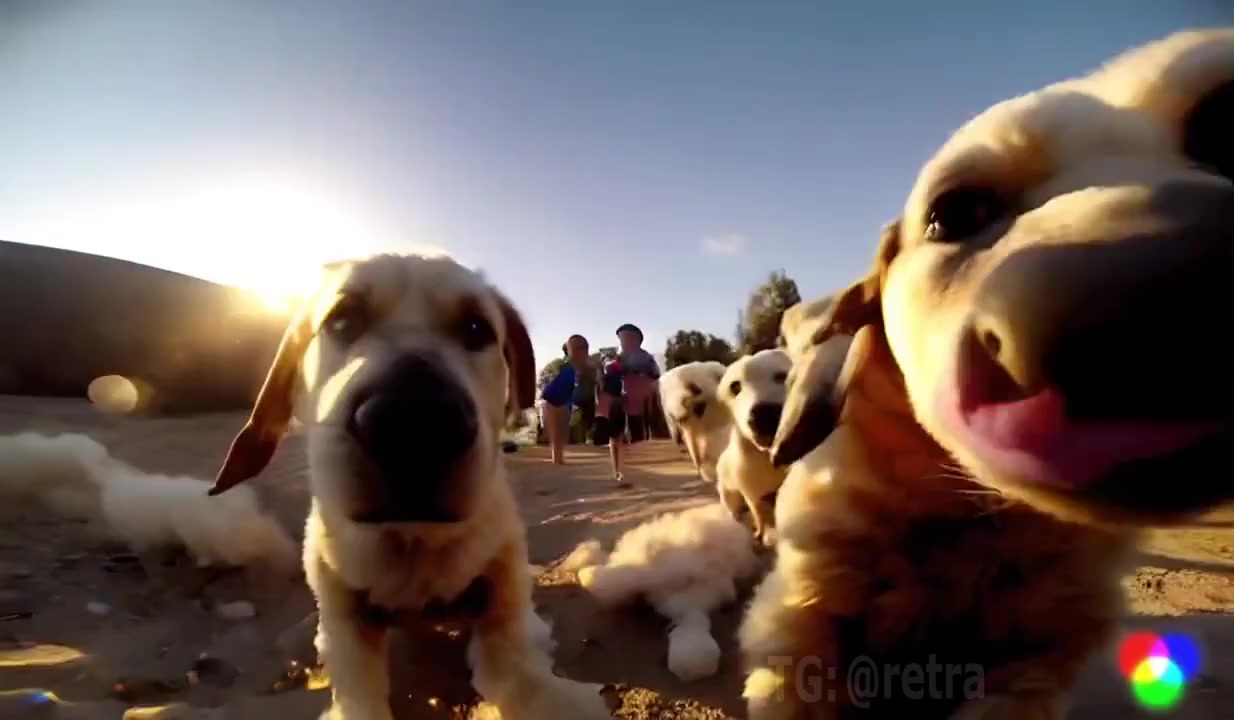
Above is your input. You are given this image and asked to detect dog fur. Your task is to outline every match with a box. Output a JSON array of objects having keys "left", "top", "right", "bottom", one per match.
[
  {"left": 715, "top": 349, "right": 794, "bottom": 547},
  {"left": 659, "top": 361, "right": 732, "bottom": 483},
  {"left": 564, "top": 502, "right": 763, "bottom": 682},
  {"left": 742, "top": 29, "right": 1234, "bottom": 719},
  {"left": 206, "top": 251, "right": 609, "bottom": 720},
  {"left": 0, "top": 431, "right": 298, "bottom": 574}
]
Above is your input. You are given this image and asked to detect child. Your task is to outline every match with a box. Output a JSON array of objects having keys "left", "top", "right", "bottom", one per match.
[
  {"left": 541, "top": 334, "right": 591, "bottom": 464},
  {"left": 592, "top": 351, "right": 629, "bottom": 484},
  {"left": 615, "top": 323, "right": 660, "bottom": 443}
]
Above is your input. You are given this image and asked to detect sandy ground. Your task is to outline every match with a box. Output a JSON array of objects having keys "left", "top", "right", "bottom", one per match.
[{"left": 0, "top": 394, "right": 1231, "bottom": 719}]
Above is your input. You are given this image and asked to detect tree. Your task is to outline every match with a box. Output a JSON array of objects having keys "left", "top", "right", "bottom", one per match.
[
  {"left": 538, "top": 357, "right": 567, "bottom": 392},
  {"left": 736, "top": 269, "right": 801, "bottom": 355},
  {"left": 663, "top": 330, "right": 736, "bottom": 369}
]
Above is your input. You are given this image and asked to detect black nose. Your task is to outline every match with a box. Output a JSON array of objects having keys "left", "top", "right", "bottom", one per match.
[
  {"left": 348, "top": 355, "right": 479, "bottom": 486},
  {"left": 969, "top": 180, "right": 1234, "bottom": 422},
  {"left": 749, "top": 402, "right": 783, "bottom": 443}
]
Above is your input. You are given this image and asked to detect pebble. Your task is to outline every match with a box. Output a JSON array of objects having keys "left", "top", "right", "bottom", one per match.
[
  {"left": 213, "top": 601, "right": 256, "bottom": 620},
  {"left": 86, "top": 601, "right": 111, "bottom": 616},
  {"left": 187, "top": 655, "right": 240, "bottom": 688}
]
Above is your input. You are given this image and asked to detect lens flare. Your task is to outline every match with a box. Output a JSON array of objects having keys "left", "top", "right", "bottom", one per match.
[{"left": 1117, "top": 631, "right": 1200, "bottom": 712}]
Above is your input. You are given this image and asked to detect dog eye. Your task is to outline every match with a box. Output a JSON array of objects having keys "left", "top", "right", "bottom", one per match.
[
  {"left": 323, "top": 298, "right": 368, "bottom": 344},
  {"left": 729, "top": 380, "right": 742, "bottom": 396},
  {"left": 772, "top": 371, "right": 788, "bottom": 384},
  {"left": 924, "top": 187, "right": 1003, "bottom": 243},
  {"left": 460, "top": 314, "right": 497, "bottom": 352}
]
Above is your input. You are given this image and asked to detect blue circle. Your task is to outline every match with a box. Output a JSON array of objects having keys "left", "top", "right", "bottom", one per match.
[{"left": 1161, "top": 632, "right": 1201, "bottom": 680}]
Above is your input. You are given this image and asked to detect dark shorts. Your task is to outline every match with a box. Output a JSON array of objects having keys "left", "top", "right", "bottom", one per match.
[
  {"left": 626, "top": 414, "right": 646, "bottom": 444},
  {"left": 592, "top": 402, "right": 626, "bottom": 445}
]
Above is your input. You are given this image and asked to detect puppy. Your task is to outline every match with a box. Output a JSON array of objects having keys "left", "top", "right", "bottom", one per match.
[
  {"left": 715, "top": 349, "right": 793, "bottom": 546},
  {"left": 658, "top": 361, "right": 731, "bottom": 482},
  {"left": 741, "top": 29, "right": 1233, "bottom": 720},
  {"left": 207, "top": 252, "right": 609, "bottom": 720}
]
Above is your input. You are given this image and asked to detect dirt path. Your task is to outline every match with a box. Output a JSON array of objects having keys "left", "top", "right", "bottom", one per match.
[{"left": 0, "top": 395, "right": 1230, "bottom": 718}]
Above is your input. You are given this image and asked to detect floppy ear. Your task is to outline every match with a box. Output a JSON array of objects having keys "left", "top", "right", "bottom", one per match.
[
  {"left": 1181, "top": 77, "right": 1234, "bottom": 180},
  {"left": 808, "top": 219, "right": 902, "bottom": 346},
  {"left": 209, "top": 307, "right": 313, "bottom": 496},
  {"left": 770, "top": 219, "right": 903, "bottom": 467},
  {"left": 770, "top": 333, "right": 854, "bottom": 467},
  {"left": 494, "top": 290, "right": 537, "bottom": 415}
]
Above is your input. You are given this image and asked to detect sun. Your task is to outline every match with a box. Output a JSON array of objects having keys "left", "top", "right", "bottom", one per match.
[{"left": 156, "top": 177, "right": 380, "bottom": 307}]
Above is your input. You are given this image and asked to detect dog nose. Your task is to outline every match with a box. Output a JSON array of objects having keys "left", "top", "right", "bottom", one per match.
[
  {"left": 749, "top": 402, "right": 784, "bottom": 442},
  {"left": 348, "top": 355, "right": 479, "bottom": 482},
  {"left": 967, "top": 180, "right": 1233, "bottom": 421}
]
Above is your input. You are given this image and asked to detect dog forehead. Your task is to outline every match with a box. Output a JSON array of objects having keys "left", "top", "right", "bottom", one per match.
[
  {"left": 907, "top": 30, "right": 1234, "bottom": 236},
  {"left": 325, "top": 252, "right": 499, "bottom": 326},
  {"left": 1081, "top": 29, "right": 1234, "bottom": 124}
]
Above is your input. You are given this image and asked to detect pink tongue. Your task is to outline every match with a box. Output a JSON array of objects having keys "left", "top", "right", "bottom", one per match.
[{"left": 964, "top": 389, "right": 1215, "bottom": 487}]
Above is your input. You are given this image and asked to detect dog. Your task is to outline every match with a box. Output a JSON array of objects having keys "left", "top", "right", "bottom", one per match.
[
  {"left": 740, "top": 29, "right": 1233, "bottom": 719},
  {"left": 715, "top": 349, "right": 794, "bottom": 546},
  {"left": 564, "top": 502, "right": 763, "bottom": 682},
  {"left": 659, "top": 361, "right": 731, "bottom": 483},
  {"left": 206, "top": 251, "right": 609, "bottom": 720}
]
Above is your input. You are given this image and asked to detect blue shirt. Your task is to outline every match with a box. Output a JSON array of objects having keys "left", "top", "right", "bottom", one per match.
[{"left": 542, "top": 364, "right": 576, "bottom": 406}]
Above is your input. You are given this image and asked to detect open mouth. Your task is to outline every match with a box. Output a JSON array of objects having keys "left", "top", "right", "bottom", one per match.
[{"left": 940, "top": 333, "right": 1225, "bottom": 490}]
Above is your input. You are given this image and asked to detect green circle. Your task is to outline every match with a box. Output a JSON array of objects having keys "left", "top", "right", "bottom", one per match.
[{"left": 1133, "top": 667, "right": 1184, "bottom": 711}]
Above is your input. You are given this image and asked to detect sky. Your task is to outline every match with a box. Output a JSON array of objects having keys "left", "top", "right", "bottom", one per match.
[{"left": 0, "top": 1, "right": 1228, "bottom": 368}]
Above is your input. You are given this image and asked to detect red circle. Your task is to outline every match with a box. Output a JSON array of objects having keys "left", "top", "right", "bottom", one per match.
[{"left": 1118, "top": 632, "right": 1161, "bottom": 677}]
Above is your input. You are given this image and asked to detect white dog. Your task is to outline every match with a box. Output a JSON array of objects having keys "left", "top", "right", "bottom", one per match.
[
  {"left": 714, "top": 349, "right": 793, "bottom": 546},
  {"left": 565, "top": 502, "right": 762, "bottom": 682},
  {"left": 658, "top": 361, "right": 731, "bottom": 483},
  {"left": 0, "top": 431, "right": 297, "bottom": 574},
  {"left": 207, "top": 251, "right": 609, "bottom": 720}
]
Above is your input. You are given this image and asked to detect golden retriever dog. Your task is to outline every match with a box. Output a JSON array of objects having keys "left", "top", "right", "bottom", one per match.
[
  {"left": 659, "top": 361, "right": 732, "bottom": 483},
  {"left": 207, "top": 251, "right": 609, "bottom": 720},
  {"left": 715, "top": 349, "right": 794, "bottom": 546},
  {"left": 741, "top": 29, "right": 1233, "bottom": 720}
]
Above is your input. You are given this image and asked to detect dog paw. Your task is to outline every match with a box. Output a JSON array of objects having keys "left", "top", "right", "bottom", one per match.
[{"left": 667, "top": 624, "right": 721, "bottom": 681}]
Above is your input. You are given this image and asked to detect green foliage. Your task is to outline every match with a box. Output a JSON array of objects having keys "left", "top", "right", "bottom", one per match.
[
  {"left": 662, "top": 330, "right": 736, "bottom": 369},
  {"left": 736, "top": 269, "right": 802, "bottom": 355},
  {"left": 538, "top": 357, "right": 567, "bottom": 391}
]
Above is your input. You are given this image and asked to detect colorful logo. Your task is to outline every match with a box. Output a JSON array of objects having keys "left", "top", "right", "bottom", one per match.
[{"left": 1117, "top": 631, "right": 1201, "bottom": 711}]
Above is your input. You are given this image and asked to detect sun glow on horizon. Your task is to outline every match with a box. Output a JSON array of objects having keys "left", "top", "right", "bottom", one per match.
[{"left": 8, "top": 174, "right": 386, "bottom": 310}]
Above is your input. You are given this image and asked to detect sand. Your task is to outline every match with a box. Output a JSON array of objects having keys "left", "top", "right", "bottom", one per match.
[{"left": 0, "top": 394, "right": 1231, "bottom": 719}]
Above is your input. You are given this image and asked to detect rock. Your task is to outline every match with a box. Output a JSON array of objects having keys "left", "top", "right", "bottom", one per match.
[
  {"left": 86, "top": 601, "right": 111, "bottom": 616},
  {"left": 213, "top": 601, "right": 256, "bottom": 621},
  {"left": 187, "top": 655, "right": 239, "bottom": 688}
]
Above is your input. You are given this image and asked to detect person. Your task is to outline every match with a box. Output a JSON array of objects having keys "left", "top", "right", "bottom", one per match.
[
  {"left": 593, "top": 323, "right": 660, "bottom": 485},
  {"left": 615, "top": 323, "right": 660, "bottom": 443},
  {"left": 540, "top": 334, "right": 592, "bottom": 465},
  {"left": 592, "top": 351, "right": 629, "bottom": 484}
]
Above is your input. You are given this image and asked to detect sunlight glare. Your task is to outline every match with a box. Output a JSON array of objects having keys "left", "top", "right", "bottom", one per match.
[{"left": 16, "top": 174, "right": 385, "bottom": 311}]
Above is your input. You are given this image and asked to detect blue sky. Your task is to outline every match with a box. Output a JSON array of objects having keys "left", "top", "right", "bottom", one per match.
[{"left": 0, "top": 1, "right": 1227, "bottom": 368}]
